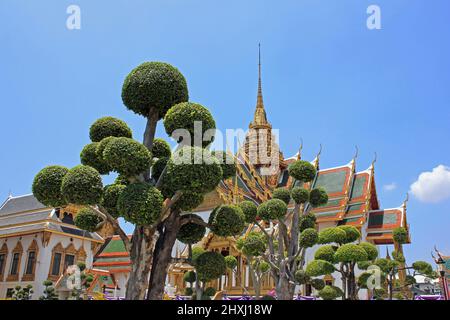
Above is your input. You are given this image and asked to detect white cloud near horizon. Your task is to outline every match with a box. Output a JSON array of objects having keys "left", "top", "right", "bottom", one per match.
[
  {"left": 383, "top": 182, "right": 397, "bottom": 191},
  {"left": 410, "top": 165, "right": 450, "bottom": 203}
]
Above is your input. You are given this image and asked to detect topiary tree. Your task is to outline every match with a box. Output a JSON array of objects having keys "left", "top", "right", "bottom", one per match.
[
  {"left": 32, "top": 61, "right": 235, "bottom": 300},
  {"left": 11, "top": 285, "right": 34, "bottom": 300},
  {"left": 193, "top": 251, "right": 226, "bottom": 300},
  {"left": 239, "top": 160, "right": 328, "bottom": 300},
  {"left": 39, "top": 280, "right": 58, "bottom": 300}
]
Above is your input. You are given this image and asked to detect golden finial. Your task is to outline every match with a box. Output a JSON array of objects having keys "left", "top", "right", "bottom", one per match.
[
  {"left": 251, "top": 43, "right": 269, "bottom": 128},
  {"left": 297, "top": 138, "right": 303, "bottom": 160}
]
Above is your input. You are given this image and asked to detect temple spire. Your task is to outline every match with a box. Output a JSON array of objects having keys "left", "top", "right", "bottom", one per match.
[{"left": 251, "top": 43, "right": 269, "bottom": 128}]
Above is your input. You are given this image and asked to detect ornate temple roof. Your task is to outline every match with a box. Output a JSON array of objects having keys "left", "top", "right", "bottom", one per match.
[{"left": 93, "top": 235, "right": 131, "bottom": 273}]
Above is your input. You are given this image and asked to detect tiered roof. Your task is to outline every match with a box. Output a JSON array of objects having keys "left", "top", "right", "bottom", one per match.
[{"left": 93, "top": 235, "right": 131, "bottom": 273}]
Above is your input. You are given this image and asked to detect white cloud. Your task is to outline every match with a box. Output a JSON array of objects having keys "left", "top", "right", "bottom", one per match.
[
  {"left": 383, "top": 182, "right": 397, "bottom": 191},
  {"left": 410, "top": 165, "right": 450, "bottom": 203}
]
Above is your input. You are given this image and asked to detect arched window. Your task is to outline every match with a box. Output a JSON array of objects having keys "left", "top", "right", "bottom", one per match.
[
  {"left": 0, "top": 243, "right": 8, "bottom": 282},
  {"left": 22, "top": 240, "right": 39, "bottom": 281},
  {"left": 64, "top": 243, "right": 77, "bottom": 271},
  {"left": 48, "top": 243, "right": 64, "bottom": 280},
  {"left": 7, "top": 241, "right": 23, "bottom": 282}
]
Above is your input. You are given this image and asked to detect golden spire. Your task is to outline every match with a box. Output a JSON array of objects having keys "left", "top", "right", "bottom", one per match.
[{"left": 250, "top": 43, "right": 270, "bottom": 128}]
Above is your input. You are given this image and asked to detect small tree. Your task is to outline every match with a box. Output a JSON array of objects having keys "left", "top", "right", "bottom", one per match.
[
  {"left": 39, "top": 280, "right": 58, "bottom": 300},
  {"left": 192, "top": 251, "right": 226, "bottom": 300},
  {"left": 11, "top": 285, "right": 33, "bottom": 300}
]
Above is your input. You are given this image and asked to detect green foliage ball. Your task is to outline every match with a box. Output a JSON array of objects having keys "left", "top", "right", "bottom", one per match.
[
  {"left": 164, "top": 146, "right": 222, "bottom": 194},
  {"left": 80, "top": 142, "right": 111, "bottom": 175},
  {"left": 334, "top": 243, "right": 368, "bottom": 263},
  {"left": 358, "top": 242, "right": 378, "bottom": 261},
  {"left": 272, "top": 188, "right": 291, "bottom": 205},
  {"left": 412, "top": 261, "right": 433, "bottom": 275},
  {"left": 151, "top": 138, "right": 171, "bottom": 159},
  {"left": 258, "top": 261, "right": 270, "bottom": 273},
  {"left": 294, "top": 270, "right": 310, "bottom": 285},
  {"left": 163, "top": 102, "right": 216, "bottom": 147},
  {"left": 96, "top": 136, "right": 118, "bottom": 160},
  {"left": 101, "top": 184, "right": 126, "bottom": 218},
  {"left": 337, "top": 225, "right": 361, "bottom": 243},
  {"left": 204, "top": 287, "right": 216, "bottom": 297},
  {"left": 103, "top": 137, "right": 152, "bottom": 177},
  {"left": 183, "top": 271, "right": 196, "bottom": 283},
  {"left": 392, "top": 250, "right": 405, "bottom": 263},
  {"left": 74, "top": 207, "right": 101, "bottom": 232},
  {"left": 238, "top": 201, "right": 258, "bottom": 223},
  {"left": 288, "top": 160, "right": 316, "bottom": 182},
  {"left": 211, "top": 150, "right": 236, "bottom": 179},
  {"left": 122, "top": 62, "right": 189, "bottom": 119},
  {"left": 309, "top": 188, "right": 328, "bottom": 207},
  {"left": 210, "top": 205, "right": 245, "bottom": 237},
  {"left": 116, "top": 183, "right": 163, "bottom": 226},
  {"left": 393, "top": 227, "right": 408, "bottom": 244},
  {"left": 177, "top": 214, "right": 206, "bottom": 244},
  {"left": 314, "top": 245, "right": 336, "bottom": 263},
  {"left": 318, "top": 227, "right": 347, "bottom": 244},
  {"left": 299, "top": 228, "right": 319, "bottom": 248},
  {"left": 305, "top": 260, "right": 335, "bottom": 277},
  {"left": 225, "top": 255, "right": 238, "bottom": 270},
  {"left": 310, "top": 278, "right": 325, "bottom": 290},
  {"left": 291, "top": 187, "right": 309, "bottom": 204},
  {"left": 32, "top": 165, "right": 69, "bottom": 207},
  {"left": 298, "top": 213, "right": 316, "bottom": 232},
  {"left": 195, "top": 251, "right": 226, "bottom": 282},
  {"left": 61, "top": 165, "right": 103, "bottom": 205},
  {"left": 238, "top": 232, "right": 266, "bottom": 257},
  {"left": 172, "top": 191, "right": 204, "bottom": 211},
  {"left": 89, "top": 117, "right": 132, "bottom": 142},
  {"left": 184, "top": 287, "right": 193, "bottom": 296},
  {"left": 191, "top": 247, "right": 205, "bottom": 266},
  {"left": 318, "top": 285, "right": 343, "bottom": 300},
  {"left": 257, "top": 199, "right": 287, "bottom": 221}
]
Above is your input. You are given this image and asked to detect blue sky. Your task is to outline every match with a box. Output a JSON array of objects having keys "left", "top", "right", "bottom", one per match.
[{"left": 1, "top": 0, "right": 449, "bottom": 264}]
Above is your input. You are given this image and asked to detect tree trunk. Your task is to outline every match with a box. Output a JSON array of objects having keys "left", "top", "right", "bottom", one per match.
[
  {"left": 276, "top": 276, "right": 294, "bottom": 300},
  {"left": 146, "top": 212, "right": 182, "bottom": 300},
  {"left": 125, "top": 228, "right": 156, "bottom": 300},
  {"left": 247, "top": 259, "right": 260, "bottom": 299}
]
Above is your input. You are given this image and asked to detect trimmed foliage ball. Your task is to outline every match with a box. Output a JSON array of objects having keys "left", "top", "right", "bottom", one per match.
[
  {"left": 291, "top": 187, "right": 309, "bottom": 204},
  {"left": 89, "top": 117, "right": 132, "bottom": 142},
  {"left": 238, "top": 232, "right": 266, "bottom": 257},
  {"left": 183, "top": 271, "right": 196, "bottom": 283},
  {"left": 299, "top": 213, "right": 317, "bottom": 232},
  {"left": 311, "top": 278, "right": 325, "bottom": 291},
  {"left": 184, "top": 288, "right": 193, "bottom": 296},
  {"left": 32, "top": 165, "right": 69, "bottom": 207},
  {"left": 238, "top": 201, "right": 258, "bottom": 223},
  {"left": 299, "top": 228, "right": 319, "bottom": 248},
  {"left": 319, "top": 285, "right": 343, "bottom": 300},
  {"left": 334, "top": 243, "right": 368, "bottom": 263},
  {"left": 116, "top": 183, "right": 163, "bottom": 226},
  {"left": 225, "top": 256, "right": 238, "bottom": 270},
  {"left": 393, "top": 227, "right": 408, "bottom": 244},
  {"left": 318, "top": 227, "right": 347, "bottom": 244},
  {"left": 74, "top": 207, "right": 101, "bottom": 232},
  {"left": 61, "top": 165, "right": 103, "bottom": 205},
  {"left": 337, "top": 225, "right": 361, "bottom": 243},
  {"left": 294, "top": 270, "right": 310, "bottom": 285},
  {"left": 359, "top": 242, "right": 378, "bottom": 261},
  {"left": 121, "top": 62, "right": 189, "bottom": 119},
  {"left": 151, "top": 138, "right": 171, "bottom": 159},
  {"left": 210, "top": 205, "right": 245, "bottom": 237},
  {"left": 101, "top": 184, "right": 126, "bottom": 218},
  {"left": 80, "top": 142, "right": 111, "bottom": 175},
  {"left": 96, "top": 136, "right": 117, "bottom": 159},
  {"left": 204, "top": 287, "right": 216, "bottom": 297},
  {"left": 272, "top": 188, "right": 291, "bottom": 205},
  {"left": 151, "top": 157, "right": 168, "bottom": 182},
  {"left": 164, "top": 146, "right": 223, "bottom": 194},
  {"left": 412, "top": 261, "right": 433, "bottom": 275},
  {"left": 195, "top": 251, "right": 226, "bottom": 282},
  {"left": 211, "top": 151, "right": 236, "bottom": 179},
  {"left": 191, "top": 247, "right": 205, "bottom": 266},
  {"left": 257, "top": 199, "right": 287, "bottom": 221},
  {"left": 309, "top": 188, "right": 328, "bottom": 207},
  {"left": 177, "top": 214, "right": 206, "bottom": 244},
  {"left": 172, "top": 191, "right": 204, "bottom": 211},
  {"left": 314, "top": 245, "right": 336, "bottom": 263},
  {"left": 163, "top": 102, "right": 216, "bottom": 147},
  {"left": 306, "top": 260, "right": 336, "bottom": 277},
  {"left": 288, "top": 160, "right": 316, "bottom": 182},
  {"left": 103, "top": 137, "right": 152, "bottom": 177}
]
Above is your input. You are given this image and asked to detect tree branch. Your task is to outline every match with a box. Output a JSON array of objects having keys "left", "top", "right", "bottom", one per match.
[{"left": 93, "top": 206, "right": 131, "bottom": 252}]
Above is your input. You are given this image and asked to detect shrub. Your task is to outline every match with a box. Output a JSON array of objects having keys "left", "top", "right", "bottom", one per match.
[
  {"left": 337, "top": 225, "right": 361, "bottom": 243},
  {"left": 195, "top": 252, "right": 226, "bottom": 282},
  {"left": 61, "top": 165, "right": 103, "bottom": 205},
  {"left": 32, "top": 165, "right": 69, "bottom": 207},
  {"left": 177, "top": 214, "right": 206, "bottom": 244},
  {"left": 288, "top": 160, "right": 316, "bottom": 182},
  {"left": 257, "top": 199, "right": 287, "bottom": 221},
  {"left": 103, "top": 137, "right": 152, "bottom": 177},
  {"left": 310, "top": 278, "right": 325, "bottom": 290},
  {"left": 272, "top": 188, "right": 291, "bottom": 205},
  {"left": 305, "top": 260, "right": 335, "bottom": 277},
  {"left": 101, "top": 184, "right": 126, "bottom": 218},
  {"left": 151, "top": 138, "right": 171, "bottom": 158},
  {"left": 318, "top": 227, "right": 347, "bottom": 244},
  {"left": 89, "top": 117, "right": 132, "bottom": 142},
  {"left": 334, "top": 244, "right": 368, "bottom": 263},
  {"left": 74, "top": 207, "right": 101, "bottom": 232},
  {"left": 299, "top": 228, "right": 319, "bottom": 248},
  {"left": 211, "top": 150, "right": 236, "bottom": 179},
  {"left": 358, "top": 242, "right": 378, "bottom": 261},
  {"left": 238, "top": 201, "right": 258, "bottom": 223},
  {"left": 314, "top": 245, "right": 336, "bottom": 263},
  {"left": 121, "top": 62, "right": 188, "bottom": 119},
  {"left": 291, "top": 187, "right": 309, "bottom": 204},
  {"left": 210, "top": 205, "right": 245, "bottom": 237},
  {"left": 163, "top": 102, "right": 216, "bottom": 147},
  {"left": 116, "top": 183, "right": 163, "bottom": 226},
  {"left": 309, "top": 188, "right": 328, "bottom": 207},
  {"left": 318, "top": 285, "right": 343, "bottom": 300},
  {"left": 294, "top": 270, "right": 310, "bottom": 284}
]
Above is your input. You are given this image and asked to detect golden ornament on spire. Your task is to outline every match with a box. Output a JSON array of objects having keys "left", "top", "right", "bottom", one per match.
[{"left": 250, "top": 43, "right": 270, "bottom": 129}]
